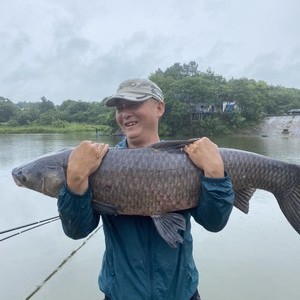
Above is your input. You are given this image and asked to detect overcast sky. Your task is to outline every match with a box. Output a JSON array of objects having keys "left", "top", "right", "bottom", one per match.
[{"left": 1, "top": 0, "right": 299, "bottom": 104}]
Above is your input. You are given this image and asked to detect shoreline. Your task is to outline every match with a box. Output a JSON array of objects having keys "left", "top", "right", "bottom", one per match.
[{"left": 1, "top": 115, "right": 299, "bottom": 137}]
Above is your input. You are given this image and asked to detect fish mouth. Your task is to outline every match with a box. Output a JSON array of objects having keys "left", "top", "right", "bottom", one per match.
[
  {"left": 12, "top": 175, "right": 24, "bottom": 187},
  {"left": 11, "top": 168, "right": 25, "bottom": 187}
]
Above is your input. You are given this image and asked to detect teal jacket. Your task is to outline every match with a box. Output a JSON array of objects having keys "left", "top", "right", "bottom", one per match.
[{"left": 57, "top": 139, "right": 234, "bottom": 300}]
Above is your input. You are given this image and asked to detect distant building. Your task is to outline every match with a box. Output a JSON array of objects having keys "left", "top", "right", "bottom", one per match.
[
  {"left": 287, "top": 109, "right": 300, "bottom": 115},
  {"left": 189, "top": 101, "right": 237, "bottom": 121},
  {"left": 192, "top": 103, "right": 207, "bottom": 113},
  {"left": 222, "top": 101, "right": 237, "bottom": 112}
]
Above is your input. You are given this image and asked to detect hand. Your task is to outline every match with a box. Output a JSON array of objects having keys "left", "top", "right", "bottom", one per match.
[
  {"left": 183, "top": 137, "right": 224, "bottom": 178},
  {"left": 67, "top": 141, "right": 109, "bottom": 195}
]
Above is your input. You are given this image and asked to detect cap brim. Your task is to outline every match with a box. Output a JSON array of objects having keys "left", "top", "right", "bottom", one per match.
[{"left": 105, "top": 94, "right": 153, "bottom": 107}]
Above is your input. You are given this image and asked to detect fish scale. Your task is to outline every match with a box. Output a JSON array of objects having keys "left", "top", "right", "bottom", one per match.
[{"left": 91, "top": 147, "right": 200, "bottom": 215}]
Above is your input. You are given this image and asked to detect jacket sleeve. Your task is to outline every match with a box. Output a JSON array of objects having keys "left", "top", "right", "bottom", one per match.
[
  {"left": 191, "top": 173, "right": 234, "bottom": 232},
  {"left": 57, "top": 184, "right": 100, "bottom": 239}
]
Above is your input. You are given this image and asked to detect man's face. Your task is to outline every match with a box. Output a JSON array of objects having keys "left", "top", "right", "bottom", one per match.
[{"left": 115, "top": 99, "right": 165, "bottom": 144}]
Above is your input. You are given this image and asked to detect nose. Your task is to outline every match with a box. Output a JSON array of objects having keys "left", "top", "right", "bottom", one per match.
[
  {"left": 117, "top": 106, "right": 134, "bottom": 119},
  {"left": 122, "top": 109, "right": 133, "bottom": 118}
]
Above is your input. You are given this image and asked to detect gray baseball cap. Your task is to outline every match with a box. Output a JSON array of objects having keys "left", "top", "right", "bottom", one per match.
[{"left": 105, "top": 78, "right": 164, "bottom": 107}]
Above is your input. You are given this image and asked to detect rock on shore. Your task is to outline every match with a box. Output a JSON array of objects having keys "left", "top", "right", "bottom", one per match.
[{"left": 251, "top": 115, "right": 300, "bottom": 137}]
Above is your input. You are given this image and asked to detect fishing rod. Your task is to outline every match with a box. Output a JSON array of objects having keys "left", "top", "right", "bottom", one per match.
[
  {"left": 0, "top": 216, "right": 60, "bottom": 242},
  {"left": 0, "top": 216, "right": 60, "bottom": 234},
  {"left": 25, "top": 224, "right": 103, "bottom": 300}
]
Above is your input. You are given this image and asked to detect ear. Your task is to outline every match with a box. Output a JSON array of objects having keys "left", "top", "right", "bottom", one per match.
[{"left": 156, "top": 101, "right": 165, "bottom": 118}]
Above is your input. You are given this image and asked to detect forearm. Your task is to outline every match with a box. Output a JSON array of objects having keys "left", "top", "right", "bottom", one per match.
[
  {"left": 192, "top": 173, "right": 234, "bottom": 232},
  {"left": 57, "top": 184, "right": 100, "bottom": 239}
]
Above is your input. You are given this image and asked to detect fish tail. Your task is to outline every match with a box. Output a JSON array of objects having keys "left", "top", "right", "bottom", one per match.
[
  {"left": 151, "top": 213, "right": 186, "bottom": 247},
  {"left": 275, "top": 166, "right": 300, "bottom": 234}
]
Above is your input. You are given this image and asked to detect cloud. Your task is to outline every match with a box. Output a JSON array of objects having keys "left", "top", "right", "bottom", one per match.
[
  {"left": 1, "top": 0, "right": 300, "bottom": 104},
  {"left": 243, "top": 49, "right": 300, "bottom": 88}
]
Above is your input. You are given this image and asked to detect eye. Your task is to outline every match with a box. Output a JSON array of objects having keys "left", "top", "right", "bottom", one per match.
[
  {"left": 22, "top": 175, "right": 27, "bottom": 182},
  {"left": 46, "top": 166, "right": 57, "bottom": 170},
  {"left": 116, "top": 101, "right": 144, "bottom": 112}
]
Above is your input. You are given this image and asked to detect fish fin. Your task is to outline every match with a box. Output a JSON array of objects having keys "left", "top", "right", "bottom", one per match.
[
  {"left": 234, "top": 188, "right": 256, "bottom": 213},
  {"left": 91, "top": 200, "right": 119, "bottom": 215},
  {"left": 274, "top": 182, "right": 300, "bottom": 235},
  {"left": 152, "top": 213, "right": 186, "bottom": 248},
  {"left": 149, "top": 139, "right": 199, "bottom": 151}
]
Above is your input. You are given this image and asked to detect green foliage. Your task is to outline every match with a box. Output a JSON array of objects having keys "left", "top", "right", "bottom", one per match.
[
  {"left": 0, "top": 122, "right": 111, "bottom": 134},
  {"left": 193, "top": 116, "right": 229, "bottom": 136},
  {"left": 0, "top": 97, "right": 20, "bottom": 122},
  {"left": 39, "top": 96, "right": 55, "bottom": 113},
  {"left": 1, "top": 61, "right": 300, "bottom": 135}
]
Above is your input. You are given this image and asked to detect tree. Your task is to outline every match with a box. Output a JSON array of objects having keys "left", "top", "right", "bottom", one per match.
[
  {"left": 227, "top": 78, "right": 266, "bottom": 122},
  {"left": 163, "top": 61, "right": 200, "bottom": 80},
  {"left": 39, "top": 96, "right": 55, "bottom": 113},
  {"left": 15, "top": 107, "right": 39, "bottom": 125},
  {"left": 0, "top": 97, "right": 19, "bottom": 123}
]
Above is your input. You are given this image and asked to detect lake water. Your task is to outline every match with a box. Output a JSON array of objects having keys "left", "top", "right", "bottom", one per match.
[{"left": 0, "top": 133, "right": 299, "bottom": 300}]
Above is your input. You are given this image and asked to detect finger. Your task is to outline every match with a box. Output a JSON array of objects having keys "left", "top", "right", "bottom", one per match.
[
  {"left": 99, "top": 144, "right": 109, "bottom": 154},
  {"left": 183, "top": 144, "right": 189, "bottom": 151},
  {"left": 82, "top": 140, "right": 93, "bottom": 146},
  {"left": 186, "top": 143, "right": 196, "bottom": 150},
  {"left": 92, "top": 143, "right": 106, "bottom": 152},
  {"left": 183, "top": 145, "right": 192, "bottom": 155},
  {"left": 92, "top": 142, "right": 102, "bottom": 147},
  {"left": 96, "top": 143, "right": 109, "bottom": 157}
]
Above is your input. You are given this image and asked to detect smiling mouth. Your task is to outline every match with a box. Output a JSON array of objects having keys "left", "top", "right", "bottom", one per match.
[{"left": 125, "top": 121, "right": 137, "bottom": 127}]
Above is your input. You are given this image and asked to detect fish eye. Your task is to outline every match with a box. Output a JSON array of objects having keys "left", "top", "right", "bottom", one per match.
[
  {"left": 46, "top": 166, "right": 57, "bottom": 170},
  {"left": 21, "top": 175, "right": 27, "bottom": 182}
]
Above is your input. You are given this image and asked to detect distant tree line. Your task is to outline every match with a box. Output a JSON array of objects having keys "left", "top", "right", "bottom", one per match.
[{"left": 1, "top": 61, "right": 300, "bottom": 136}]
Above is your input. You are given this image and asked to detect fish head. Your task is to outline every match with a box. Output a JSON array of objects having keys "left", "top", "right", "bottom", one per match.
[{"left": 11, "top": 149, "right": 71, "bottom": 198}]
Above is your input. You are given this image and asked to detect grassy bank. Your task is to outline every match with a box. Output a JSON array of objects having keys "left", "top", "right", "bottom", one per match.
[
  {"left": 0, "top": 123, "right": 112, "bottom": 134},
  {"left": 0, "top": 120, "right": 262, "bottom": 136}
]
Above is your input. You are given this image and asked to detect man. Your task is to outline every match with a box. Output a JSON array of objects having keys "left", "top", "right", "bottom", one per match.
[{"left": 58, "top": 78, "right": 234, "bottom": 300}]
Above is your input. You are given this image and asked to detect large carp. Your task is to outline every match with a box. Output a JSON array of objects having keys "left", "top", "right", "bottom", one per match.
[{"left": 12, "top": 140, "right": 300, "bottom": 247}]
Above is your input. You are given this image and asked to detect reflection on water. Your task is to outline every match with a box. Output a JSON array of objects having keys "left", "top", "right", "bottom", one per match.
[
  {"left": 216, "top": 135, "right": 268, "bottom": 153},
  {"left": 0, "top": 133, "right": 299, "bottom": 300}
]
